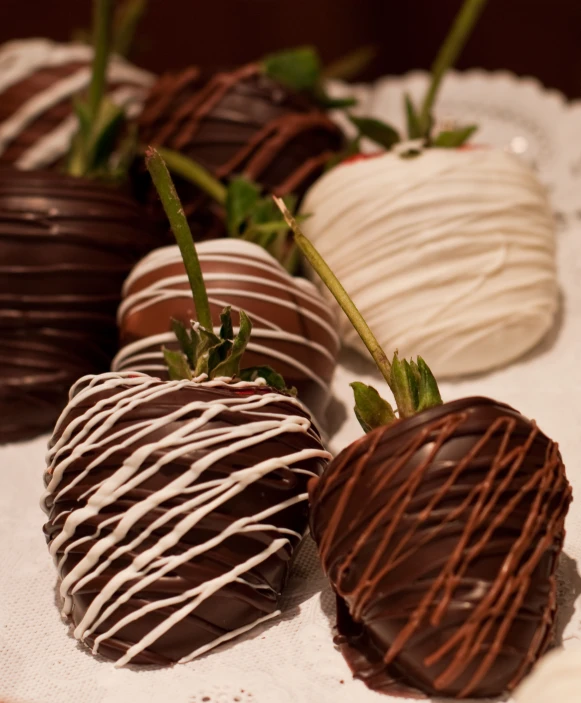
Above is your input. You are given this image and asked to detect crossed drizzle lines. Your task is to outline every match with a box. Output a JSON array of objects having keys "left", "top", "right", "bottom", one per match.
[
  {"left": 316, "top": 408, "right": 571, "bottom": 697},
  {"left": 140, "top": 63, "right": 341, "bottom": 195},
  {"left": 43, "top": 372, "right": 330, "bottom": 666}
]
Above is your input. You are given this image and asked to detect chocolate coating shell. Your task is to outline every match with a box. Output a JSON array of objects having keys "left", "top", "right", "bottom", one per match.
[
  {"left": 43, "top": 373, "right": 329, "bottom": 665},
  {"left": 135, "top": 64, "right": 344, "bottom": 238},
  {"left": 113, "top": 240, "right": 339, "bottom": 427},
  {"left": 0, "top": 39, "right": 152, "bottom": 170},
  {"left": 0, "top": 169, "right": 158, "bottom": 442},
  {"left": 310, "top": 397, "right": 572, "bottom": 698}
]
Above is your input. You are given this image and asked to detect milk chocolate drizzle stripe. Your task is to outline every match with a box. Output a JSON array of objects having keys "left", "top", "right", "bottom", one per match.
[
  {"left": 139, "top": 63, "right": 342, "bottom": 190},
  {"left": 314, "top": 406, "right": 570, "bottom": 697},
  {"left": 212, "top": 112, "right": 341, "bottom": 193},
  {"left": 43, "top": 372, "right": 330, "bottom": 667}
]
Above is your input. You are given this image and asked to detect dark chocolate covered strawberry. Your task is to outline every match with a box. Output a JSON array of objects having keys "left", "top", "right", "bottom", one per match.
[
  {"left": 133, "top": 47, "right": 345, "bottom": 239},
  {"left": 42, "top": 148, "right": 329, "bottom": 666},
  {"left": 0, "top": 0, "right": 161, "bottom": 443},
  {"left": 275, "top": 195, "right": 572, "bottom": 699}
]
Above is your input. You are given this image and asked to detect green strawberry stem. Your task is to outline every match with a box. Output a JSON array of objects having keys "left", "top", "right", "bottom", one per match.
[
  {"left": 274, "top": 196, "right": 393, "bottom": 387},
  {"left": 153, "top": 147, "right": 301, "bottom": 274},
  {"left": 146, "top": 146, "right": 213, "bottom": 331},
  {"left": 418, "top": 0, "right": 488, "bottom": 136},
  {"left": 112, "top": 0, "right": 147, "bottom": 57},
  {"left": 274, "top": 196, "right": 442, "bottom": 427},
  {"left": 156, "top": 147, "right": 227, "bottom": 205},
  {"left": 68, "top": 0, "right": 128, "bottom": 179},
  {"left": 88, "top": 0, "right": 112, "bottom": 121}
]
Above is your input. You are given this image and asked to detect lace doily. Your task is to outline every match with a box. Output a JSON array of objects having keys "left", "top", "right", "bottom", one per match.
[{"left": 2, "top": 70, "right": 581, "bottom": 703}]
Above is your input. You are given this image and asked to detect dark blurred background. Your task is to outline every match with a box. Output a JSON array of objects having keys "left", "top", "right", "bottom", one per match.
[{"left": 1, "top": 0, "right": 580, "bottom": 98}]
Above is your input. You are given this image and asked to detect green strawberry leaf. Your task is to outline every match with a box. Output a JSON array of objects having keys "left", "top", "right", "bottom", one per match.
[
  {"left": 390, "top": 352, "right": 417, "bottom": 418},
  {"left": 262, "top": 46, "right": 321, "bottom": 92},
  {"left": 407, "top": 358, "right": 421, "bottom": 384},
  {"left": 110, "top": 122, "right": 139, "bottom": 182},
  {"left": 405, "top": 93, "right": 422, "bottom": 139},
  {"left": 212, "top": 310, "right": 253, "bottom": 378},
  {"left": 313, "top": 86, "right": 358, "bottom": 109},
  {"left": 163, "top": 347, "right": 193, "bottom": 381},
  {"left": 348, "top": 115, "right": 401, "bottom": 149},
  {"left": 432, "top": 124, "right": 478, "bottom": 148},
  {"left": 219, "top": 306, "right": 234, "bottom": 342},
  {"left": 416, "top": 356, "right": 443, "bottom": 411},
  {"left": 399, "top": 148, "right": 422, "bottom": 160},
  {"left": 226, "top": 184, "right": 303, "bottom": 272},
  {"left": 68, "top": 97, "right": 125, "bottom": 178},
  {"left": 243, "top": 227, "right": 281, "bottom": 256},
  {"left": 87, "top": 99, "right": 125, "bottom": 171},
  {"left": 351, "top": 381, "right": 396, "bottom": 433},
  {"left": 226, "top": 177, "right": 261, "bottom": 237},
  {"left": 247, "top": 221, "right": 293, "bottom": 237},
  {"left": 403, "top": 359, "right": 420, "bottom": 410},
  {"left": 240, "top": 366, "right": 295, "bottom": 395},
  {"left": 73, "top": 96, "right": 92, "bottom": 140},
  {"left": 194, "top": 326, "right": 223, "bottom": 377},
  {"left": 250, "top": 197, "right": 279, "bottom": 225},
  {"left": 171, "top": 318, "right": 196, "bottom": 367}
]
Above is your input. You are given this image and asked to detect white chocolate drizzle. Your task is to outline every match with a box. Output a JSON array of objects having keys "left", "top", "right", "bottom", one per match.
[
  {"left": 42, "top": 372, "right": 330, "bottom": 667},
  {"left": 112, "top": 239, "right": 340, "bottom": 407},
  {"left": 301, "top": 148, "right": 559, "bottom": 377},
  {"left": 0, "top": 39, "right": 153, "bottom": 169}
]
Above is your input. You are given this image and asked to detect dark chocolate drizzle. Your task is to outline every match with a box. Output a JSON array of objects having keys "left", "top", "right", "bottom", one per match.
[
  {"left": 43, "top": 373, "right": 329, "bottom": 665},
  {"left": 0, "top": 169, "right": 158, "bottom": 442},
  {"left": 309, "top": 397, "right": 572, "bottom": 698},
  {"left": 135, "top": 63, "right": 344, "bottom": 237}
]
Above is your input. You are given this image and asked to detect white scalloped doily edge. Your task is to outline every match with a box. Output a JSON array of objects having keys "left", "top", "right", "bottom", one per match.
[{"left": 329, "top": 69, "right": 580, "bottom": 215}]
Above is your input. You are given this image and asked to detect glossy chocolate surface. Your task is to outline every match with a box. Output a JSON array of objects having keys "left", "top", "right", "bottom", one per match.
[
  {"left": 0, "top": 40, "right": 152, "bottom": 170},
  {"left": 0, "top": 169, "right": 157, "bottom": 442},
  {"left": 113, "top": 240, "right": 340, "bottom": 427},
  {"left": 310, "top": 397, "right": 572, "bottom": 698},
  {"left": 0, "top": 61, "right": 85, "bottom": 166},
  {"left": 135, "top": 64, "right": 344, "bottom": 237},
  {"left": 43, "top": 373, "right": 329, "bottom": 665}
]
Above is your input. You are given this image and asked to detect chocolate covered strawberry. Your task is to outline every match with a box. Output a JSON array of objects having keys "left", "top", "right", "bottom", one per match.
[
  {"left": 275, "top": 197, "right": 572, "bottom": 699},
  {"left": 114, "top": 148, "right": 341, "bottom": 428},
  {"left": 0, "top": 0, "right": 161, "bottom": 442},
  {"left": 133, "top": 47, "right": 345, "bottom": 239},
  {"left": 42, "top": 148, "right": 329, "bottom": 666},
  {"left": 302, "top": 0, "right": 558, "bottom": 379}
]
